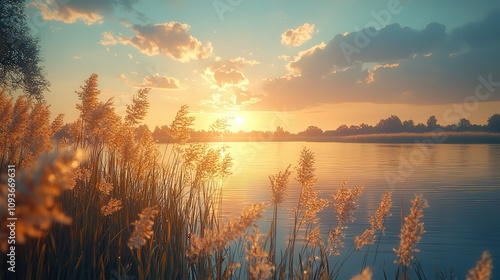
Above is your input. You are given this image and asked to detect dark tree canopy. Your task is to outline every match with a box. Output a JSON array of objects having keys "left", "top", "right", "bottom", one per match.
[
  {"left": 0, "top": 0, "right": 49, "bottom": 100},
  {"left": 426, "top": 115, "right": 438, "bottom": 130},
  {"left": 377, "top": 115, "right": 403, "bottom": 133},
  {"left": 487, "top": 114, "right": 500, "bottom": 133},
  {"left": 457, "top": 118, "right": 471, "bottom": 131},
  {"left": 299, "top": 125, "right": 324, "bottom": 137}
]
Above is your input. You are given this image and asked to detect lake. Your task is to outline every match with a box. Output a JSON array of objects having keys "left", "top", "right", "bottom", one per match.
[{"left": 205, "top": 141, "right": 500, "bottom": 278}]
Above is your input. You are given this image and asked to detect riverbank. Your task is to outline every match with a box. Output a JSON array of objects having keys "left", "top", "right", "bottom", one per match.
[{"left": 185, "top": 132, "right": 500, "bottom": 144}]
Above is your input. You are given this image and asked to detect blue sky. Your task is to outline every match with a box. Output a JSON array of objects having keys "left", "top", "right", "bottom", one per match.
[{"left": 25, "top": 0, "right": 500, "bottom": 132}]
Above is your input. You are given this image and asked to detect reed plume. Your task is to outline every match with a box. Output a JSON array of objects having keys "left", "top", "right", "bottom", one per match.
[
  {"left": 168, "top": 104, "right": 195, "bottom": 145},
  {"left": 187, "top": 203, "right": 266, "bottom": 262},
  {"left": 124, "top": 88, "right": 150, "bottom": 126},
  {"left": 98, "top": 179, "right": 113, "bottom": 196},
  {"left": 0, "top": 149, "right": 83, "bottom": 252},
  {"left": 209, "top": 117, "right": 230, "bottom": 138},
  {"left": 328, "top": 182, "right": 363, "bottom": 255},
  {"left": 50, "top": 113, "right": 65, "bottom": 137},
  {"left": 466, "top": 251, "right": 493, "bottom": 280},
  {"left": 269, "top": 165, "right": 291, "bottom": 206},
  {"left": 22, "top": 102, "right": 52, "bottom": 166},
  {"left": 245, "top": 227, "right": 275, "bottom": 280},
  {"left": 0, "top": 88, "right": 13, "bottom": 162},
  {"left": 187, "top": 145, "right": 233, "bottom": 188},
  {"left": 128, "top": 206, "right": 159, "bottom": 250},
  {"left": 394, "top": 194, "right": 428, "bottom": 267},
  {"left": 296, "top": 147, "right": 316, "bottom": 192},
  {"left": 355, "top": 192, "right": 392, "bottom": 250},
  {"left": 350, "top": 268, "right": 372, "bottom": 280},
  {"left": 6, "top": 95, "right": 30, "bottom": 164},
  {"left": 295, "top": 148, "right": 328, "bottom": 222},
  {"left": 101, "top": 198, "right": 123, "bottom": 216},
  {"left": 332, "top": 182, "right": 363, "bottom": 226},
  {"left": 75, "top": 73, "right": 121, "bottom": 146},
  {"left": 307, "top": 225, "right": 322, "bottom": 247},
  {"left": 75, "top": 73, "right": 100, "bottom": 125}
]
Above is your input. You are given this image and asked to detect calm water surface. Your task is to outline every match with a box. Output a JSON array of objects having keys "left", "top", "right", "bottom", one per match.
[{"left": 211, "top": 142, "right": 500, "bottom": 278}]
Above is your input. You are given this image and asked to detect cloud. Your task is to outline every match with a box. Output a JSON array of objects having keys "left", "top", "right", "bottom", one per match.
[
  {"left": 258, "top": 12, "right": 500, "bottom": 110},
  {"left": 108, "top": 22, "right": 213, "bottom": 62},
  {"left": 281, "top": 23, "right": 316, "bottom": 47},
  {"left": 203, "top": 57, "right": 259, "bottom": 90},
  {"left": 120, "top": 73, "right": 183, "bottom": 89},
  {"left": 451, "top": 9, "right": 500, "bottom": 47},
  {"left": 99, "top": 31, "right": 118, "bottom": 46},
  {"left": 200, "top": 57, "right": 260, "bottom": 110},
  {"left": 287, "top": 22, "right": 446, "bottom": 78},
  {"left": 278, "top": 54, "right": 291, "bottom": 61},
  {"left": 32, "top": 0, "right": 143, "bottom": 25}
]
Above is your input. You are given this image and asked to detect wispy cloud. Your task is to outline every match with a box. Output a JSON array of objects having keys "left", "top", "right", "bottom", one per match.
[
  {"left": 120, "top": 73, "right": 184, "bottom": 89},
  {"left": 281, "top": 23, "right": 316, "bottom": 47}
]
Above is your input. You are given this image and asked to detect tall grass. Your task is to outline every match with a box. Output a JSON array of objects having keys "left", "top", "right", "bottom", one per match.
[{"left": 0, "top": 74, "right": 495, "bottom": 279}]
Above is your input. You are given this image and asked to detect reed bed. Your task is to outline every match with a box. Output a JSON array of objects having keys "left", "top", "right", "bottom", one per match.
[{"left": 0, "top": 76, "right": 494, "bottom": 279}]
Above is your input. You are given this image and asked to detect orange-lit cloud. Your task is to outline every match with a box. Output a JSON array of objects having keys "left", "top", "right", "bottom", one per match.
[
  {"left": 112, "top": 22, "right": 213, "bottom": 62},
  {"left": 99, "top": 31, "right": 118, "bottom": 45},
  {"left": 32, "top": 0, "right": 143, "bottom": 25},
  {"left": 200, "top": 57, "right": 260, "bottom": 111},
  {"left": 281, "top": 23, "right": 316, "bottom": 47},
  {"left": 120, "top": 73, "right": 183, "bottom": 89},
  {"left": 203, "top": 57, "right": 259, "bottom": 90},
  {"left": 365, "top": 63, "right": 399, "bottom": 84}
]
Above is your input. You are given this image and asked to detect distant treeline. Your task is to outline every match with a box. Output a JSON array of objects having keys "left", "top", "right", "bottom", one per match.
[{"left": 56, "top": 114, "right": 500, "bottom": 143}]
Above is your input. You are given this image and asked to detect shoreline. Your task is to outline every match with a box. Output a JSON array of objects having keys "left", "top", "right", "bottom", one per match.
[{"left": 171, "top": 132, "right": 500, "bottom": 144}]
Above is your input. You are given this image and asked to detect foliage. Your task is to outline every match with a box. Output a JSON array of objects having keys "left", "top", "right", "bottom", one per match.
[{"left": 0, "top": 0, "right": 49, "bottom": 100}]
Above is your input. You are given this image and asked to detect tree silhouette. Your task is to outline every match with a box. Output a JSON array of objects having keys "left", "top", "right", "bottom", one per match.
[
  {"left": 487, "top": 114, "right": 500, "bottom": 133},
  {"left": 376, "top": 115, "right": 403, "bottom": 133},
  {"left": 274, "top": 126, "right": 290, "bottom": 137},
  {"left": 457, "top": 118, "right": 471, "bottom": 132},
  {"left": 402, "top": 119, "right": 415, "bottom": 132},
  {"left": 0, "top": 0, "right": 49, "bottom": 100},
  {"left": 335, "top": 124, "right": 349, "bottom": 136},
  {"left": 299, "top": 125, "right": 323, "bottom": 137},
  {"left": 426, "top": 116, "right": 438, "bottom": 131}
]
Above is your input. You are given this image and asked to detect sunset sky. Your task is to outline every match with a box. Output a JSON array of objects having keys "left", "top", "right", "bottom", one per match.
[{"left": 26, "top": 0, "right": 500, "bottom": 132}]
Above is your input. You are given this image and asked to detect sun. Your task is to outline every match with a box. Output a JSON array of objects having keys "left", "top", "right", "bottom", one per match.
[{"left": 234, "top": 116, "right": 244, "bottom": 126}]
